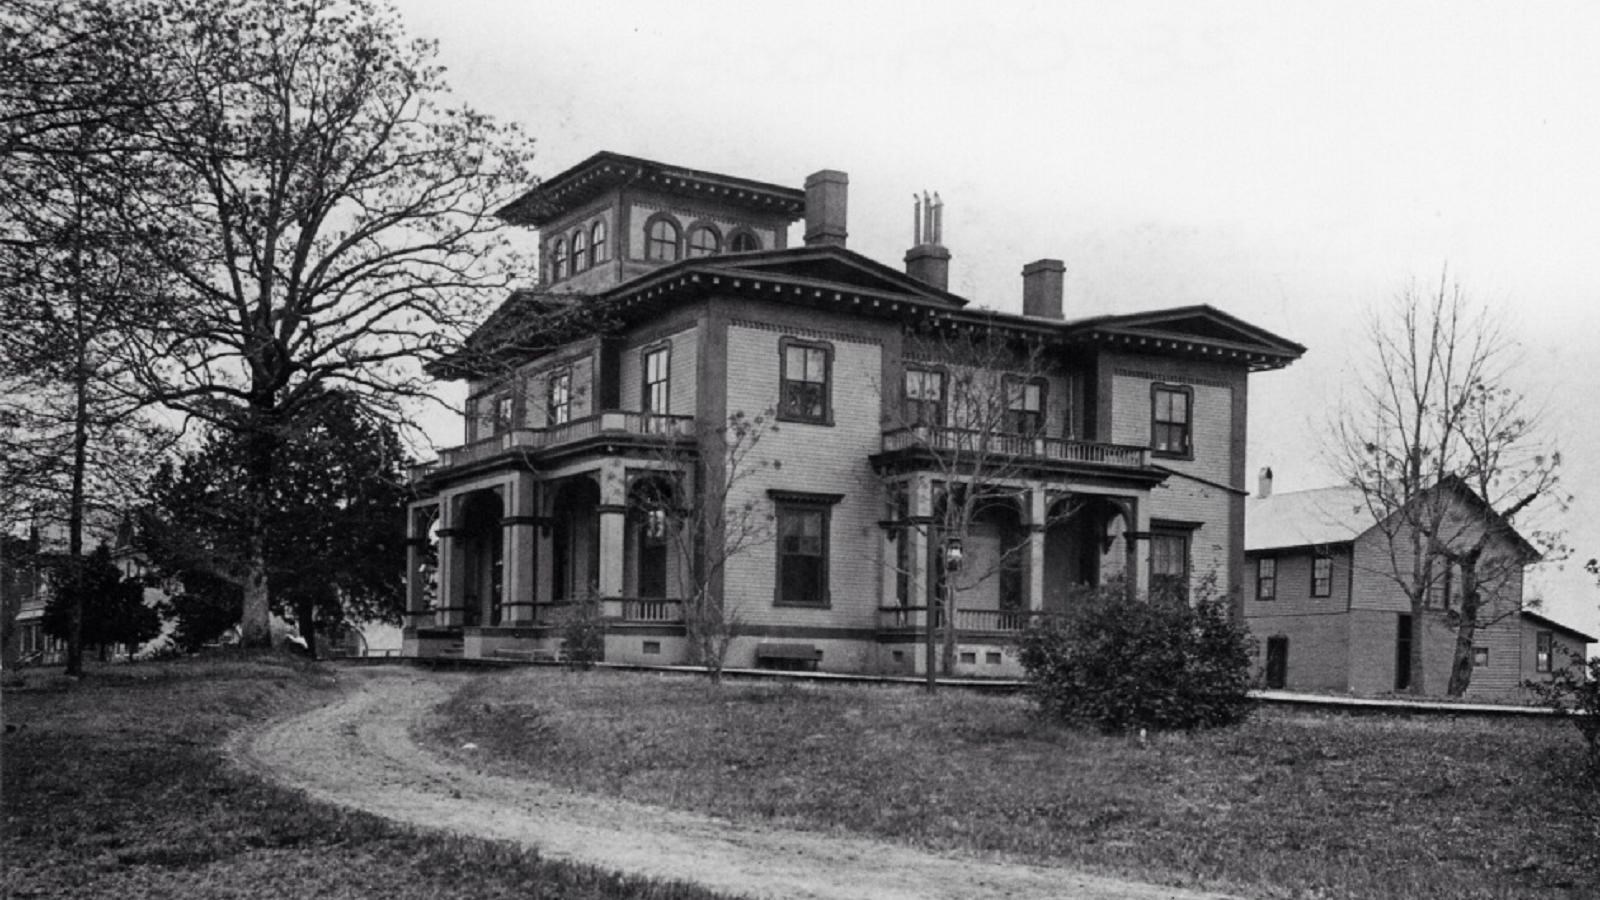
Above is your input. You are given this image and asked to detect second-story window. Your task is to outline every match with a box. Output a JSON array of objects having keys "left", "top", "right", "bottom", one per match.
[
  {"left": 1256, "top": 557, "right": 1276, "bottom": 600},
  {"left": 643, "top": 345, "right": 670, "bottom": 414},
  {"left": 571, "top": 228, "right": 588, "bottom": 272},
  {"left": 591, "top": 220, "right": 608, "bottom": 263},
  {"left": 492, "top": 394, "right": 513, "bottom": 435},
  {"left": 1311, "top": 556, "right": 1333, "bottom": 597},
  {"left": 547, "top": 369, "right": 572, "bottom": 425},
  {"left": 1005, "top": 377, "right": 1045, "bottom": 436},
  {"left": 552, "top": 238, "right": 569, "bottom": 279},
  {"left": 645, "top": 215, "right": 681, "bottom": 261},
  {"left": 686, "top": 223, "right": 721, "bottom": 258},
  {"left": 904, "top": 367, "right": 944, "bottom": 427},
  {"left": 779, "top": 338, "right": 831, "bottom": 424},
  {"left": 1152, "top": 384, "right": 1192, "bottom": 457}
]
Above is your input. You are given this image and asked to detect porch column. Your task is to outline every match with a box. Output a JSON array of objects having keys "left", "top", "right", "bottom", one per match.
[
  {"left": 1128, "top": 497, "right": 1151, "bottom": 600},
  {"left": 1027, "top": 486, "right": 1047, "bottom": 612},
  {"left": 597, "top": 461, "right": 627, "bottom": 598},
  {"left": 502, "top": 474, "right": 538, "bottom": 624},
  {"left": 534, "top": 489, "right": 555, "bottom": 608},
  {"left": 405, "top": 503, "right": 436, "bottom": 630},
  {"left": 436, "top": 495, "right": 461, "bottom": 627},
  {"left": 909, "top": 474, "right": 933, "bottom": 613}
]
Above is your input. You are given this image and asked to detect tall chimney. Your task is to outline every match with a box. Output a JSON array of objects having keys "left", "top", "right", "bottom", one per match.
[
  {"left": 1258, "top": 466, "right": 1274, "bottom": 499},
  {"left": 904, "top": 191, "right": 950, "bottom": 291},
  {"left": 804, "top": 170, "right": 848, "bottom": 248},
  {"left": 1021, "top": 259, "right": 1065, "bottom": 319}
]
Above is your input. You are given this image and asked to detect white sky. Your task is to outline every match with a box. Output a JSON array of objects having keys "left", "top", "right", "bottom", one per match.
[{"left": 394, "top": 0, "right": 1600, "bottom": 637}]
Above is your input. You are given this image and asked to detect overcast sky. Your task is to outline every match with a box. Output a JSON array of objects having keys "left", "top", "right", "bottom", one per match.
[{"left": 394, "top": 0, "right": 1600, "bottom": 636}]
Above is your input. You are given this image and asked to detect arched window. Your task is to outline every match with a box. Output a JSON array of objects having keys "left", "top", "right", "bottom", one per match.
[
  {"left": 590, "top": 220, "right": 608, "bottom": 263},
  {"left": 644, "top": 215, "right": 681, "bottom": 261},
  {"left": 551, "top": 238, "right": 568, "bottom": 279},
  {"left": 570, "top": 228, "right": 588, "bottom": 272},
  {"left": 728, "top": 229, "right": 762, "bottom": 253},
  {"left": 686, "top": 223, "right": 721, "bottom": 258}
]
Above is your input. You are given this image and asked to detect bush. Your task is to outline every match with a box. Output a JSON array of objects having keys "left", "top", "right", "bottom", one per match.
[
  {"left": 1015, "top": 580, "right": 1255, "bottom": 732},
  {"left": 559, "top": 591, "right": 605, "bottom": 670},
  {"left": 1527, "top": 653, "right": 1600, "bottom": 779}
]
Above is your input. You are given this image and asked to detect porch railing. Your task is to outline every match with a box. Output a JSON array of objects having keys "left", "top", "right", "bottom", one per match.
[
  {"left": 419, "top": 412, "right": 697, "bottom": 478},
  {"left": 876, "top": 605, "right": 1049, "bottom": 633},
  {"left": 880, "top": 426, "right": 1150, "bottom": 469},
  {"left": 606, "top": 597, "right": 685, "bottom": 623}
]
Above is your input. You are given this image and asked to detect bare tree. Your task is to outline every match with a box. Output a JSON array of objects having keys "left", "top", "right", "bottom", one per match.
[
  {"left": 1330, "top": 273, "right": 1565, "bottom": 695},
  {"left": 103, "top": 0, "right": 537, "bottom": 646},
  {"left": 634, "top": 409, "right": 778, "bottom": 683},
  {"left": 876, "top": 323, "right": 1084, "bottom": 689}
]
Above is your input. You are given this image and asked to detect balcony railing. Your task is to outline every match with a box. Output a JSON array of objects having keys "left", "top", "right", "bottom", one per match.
[
  {"left": 876, "top": 605, "right": 1049, "bottom": 633},
  {"left": 416, "top": 412, "right": 697, "bottom": 479},
  {"left": 880, "top": 426, "right": 1151, "bottom": 469}
]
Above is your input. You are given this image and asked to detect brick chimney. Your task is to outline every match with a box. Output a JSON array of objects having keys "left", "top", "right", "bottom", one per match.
[
  {"left": 803, "top": 170, "right": 848, "bottom": 248},
  {"left": 1021, "top": 259, "right": 1065, "bottom": 319},
  {"left": 904, "top": 191, "right": 950, "bottom": 291},
  {"left": 1258, "top": 466, "right": 1274, "bottom": 498}
]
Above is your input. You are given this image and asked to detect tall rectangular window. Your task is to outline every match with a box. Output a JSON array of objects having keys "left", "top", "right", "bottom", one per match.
[
  {"left": 1256, "top": 557, "right": 1276, "bottom": 600},
  {"left": 1149, "top": 530, "right": 1189, "bottom": 603},
  {"left": 779, "top": 339, "right": 831, "bottom": 424},
  {"left": 1005, "top": 377, "right": 1044, "bottom": 436},
  {"left": 1427, "top": 559, "right": 1455, "bottom": 610},
  {"left": 547, "top": 369, "right": 572, "bottom": 425},
  {"left": 643, "top": 345, "right": 670, "bottom": 414},
  {"left": 1536, "top": 631, "right": 1553, "bottom": 673},
  {"left": 904, "top": 367, "right": 945, "bottom": 427},
  {"left": 775, "top": 504, "right": 829, "bottom": 607},
  {"left": 1151, "top": 384, "right": 1192, "bottom": 457},
  {"left": 1311, "top": 556, "right": 1332, "bottom": 598},
  {"left": 492, "top": 394, "right": 513, "bottom": 435}
]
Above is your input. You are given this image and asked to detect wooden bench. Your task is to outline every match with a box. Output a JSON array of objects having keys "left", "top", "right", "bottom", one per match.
[{"left": 754, "top": 642, "right": 823, "bottom": 671}]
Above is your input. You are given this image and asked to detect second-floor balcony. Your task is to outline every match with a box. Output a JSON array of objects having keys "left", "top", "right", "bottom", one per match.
[
  {"left": 410, "top": 411, "right": 697, "bottom": 482},
  {"left": 874, "top": 425, "right": 1154, "bottom": 476}
]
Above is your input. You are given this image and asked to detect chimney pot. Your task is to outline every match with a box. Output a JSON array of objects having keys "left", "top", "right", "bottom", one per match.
[
  {"left": 1258, "top": 466, "right": 1274, "bottom": 498},
  {"left": 1021, "top": 259, "right": 1065, "bottom": 319},
  {"left": 905, "top": 245, "right": 951, "bottom": 292},
  {"left": 803, "top": 170, "right": 848, "bottom": 248}
]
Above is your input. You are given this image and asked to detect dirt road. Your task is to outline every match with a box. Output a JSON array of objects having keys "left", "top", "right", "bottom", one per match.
[{"left": 232, "top": 668, "right": 1241, "bottom": 900}]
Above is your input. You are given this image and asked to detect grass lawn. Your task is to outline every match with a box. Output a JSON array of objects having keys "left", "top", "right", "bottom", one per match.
[
  {"left": 2, "top": 654, "right": 739, "bottom": 900},
  {"left": 432, "top": 669, "right": 1600, "bottom": 900}
]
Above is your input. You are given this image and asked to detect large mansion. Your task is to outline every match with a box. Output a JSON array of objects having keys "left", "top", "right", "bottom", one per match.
[{"left": 402, "top": 151, "right": 1304, "bottom": 675}]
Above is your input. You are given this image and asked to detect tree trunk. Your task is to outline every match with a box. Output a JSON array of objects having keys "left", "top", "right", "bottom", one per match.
[
  {"left": 63, "top": 239, "right": 90, "bottom": 678},
  {"left": 1409, "top": 596, "right": 1427, "bottom": 695},
  {"left": 294, "top": 594, "right": 317, "bottom": 658},
  {"left": 1445, "top": 562, "right": 1482, "bottom": 697},
  {"left": 238, "top": 409, "right": 277, "bottom": 649}
]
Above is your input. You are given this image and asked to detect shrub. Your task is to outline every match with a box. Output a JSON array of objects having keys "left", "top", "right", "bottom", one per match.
[
  {"left": 559, "top": 590, "right": 605, "bottom": 670},
  {"left": 1015, "top": 579, "right": 1254, "bottom": 732},
  {"left": 1527, "top": 653, "right": 1600, "bottom": 778}
]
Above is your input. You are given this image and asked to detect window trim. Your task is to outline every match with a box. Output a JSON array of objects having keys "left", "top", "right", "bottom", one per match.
[
  {"left": 1003, "top": 375, "right": 1047, "bottom": 437},
  {"left": 777, "top": 336, "right": 834, "bottom": 425},
  {"left": 685, "top": 221, "right": 722, "bottom": 258},
  {"left": 546, "top": 368, "right": 572, "bottom": 426},
  {"left": 590, "top": 220, "right": 608, "bottom": 263},
  {"left": 1472, "top": 646, "right": 1489, "bottom": 667},
  {"left": 641, "top": 342, "right": 671, "bottom": 415},
  {"left": 1148, "top": 523, "right": 1193, "bottom": 603},
  {"left": 1150, "top": 382, "right": 1194, "bottom": 460},
  {"left": 1310, "top": 555, "right": 1332, "bottom": 598},
  {"left": 1536, "top": 631, "right": 1553, "bottom": 673},
  {"left": 770, "top": 491, "right": 841, "bottom": 609},
  {"left": 643, "top": 213, "right": 682, "bottom": 262},
  {"left": 1256, "top": 556, "right": 1276, "bottom": 600},
  {"left": 903, "top": 365, "right": 947, "bottom": 428},
  {"left": 492, "top": 393, "right": 514, "bottom": 436}
]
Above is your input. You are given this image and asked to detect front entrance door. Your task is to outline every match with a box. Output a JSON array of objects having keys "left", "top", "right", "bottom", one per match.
[
  {"left": 1395, "top": 614, "right": 1414, "bottom": 691},
  {"left": 1265, "top": 636, "right": 1288, "bottom": 690}
]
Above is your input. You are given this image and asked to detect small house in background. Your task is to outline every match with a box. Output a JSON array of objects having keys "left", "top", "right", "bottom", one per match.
[{"left": 1244, "top": 470, "right": 1591, "bottom": 698}]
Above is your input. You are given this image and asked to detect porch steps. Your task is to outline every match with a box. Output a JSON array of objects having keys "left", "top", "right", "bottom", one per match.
[{"left": 438, "top": 641, "right": 464, "bottom": 658}]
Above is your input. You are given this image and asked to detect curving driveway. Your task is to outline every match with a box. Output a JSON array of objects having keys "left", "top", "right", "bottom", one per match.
[{"left": 231, "top": 667, "right": 1241, "bottom": 900}]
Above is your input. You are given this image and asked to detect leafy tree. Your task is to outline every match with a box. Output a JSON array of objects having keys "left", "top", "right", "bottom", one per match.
[
  {"left": 1329, "top": 274, "right": 1566, "bottom": 695},
  {"left": 93, "top": 0, "right": 537, "bottom": 647},
  {"left": 42, "top": 544, "right": 163, "bottom": 660},
  {"left": 142, "top": 390, "right": 410, "bottom": 656}
]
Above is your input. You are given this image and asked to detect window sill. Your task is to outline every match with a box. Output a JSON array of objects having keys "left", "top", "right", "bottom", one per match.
[
  {"left": 773, "top": 601, "right": 832, "bottom": 610},
  {"left": 1151, "top": 448, "right": 1194, "bottom": 461},
  {"left": 776, "top": 413, "right": 834, "bottom": 427}
]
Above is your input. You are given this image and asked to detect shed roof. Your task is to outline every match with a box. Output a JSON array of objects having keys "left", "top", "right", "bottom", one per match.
[{"left": 1246, "top": 486, "right": 1368, "bottom": 552}]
